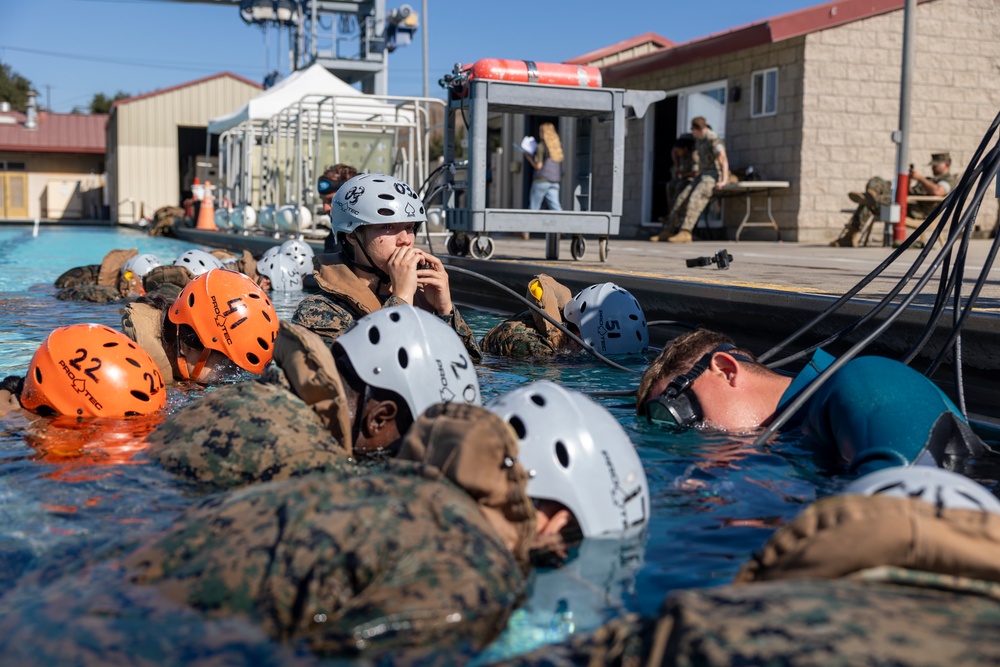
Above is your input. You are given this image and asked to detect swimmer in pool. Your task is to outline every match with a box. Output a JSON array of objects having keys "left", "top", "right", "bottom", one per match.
[
  {"left": 291, "top": 173, "right": 481, "bottom": 361},
  {"left": 120, "top": 268, "right": 279, "bottom": 386},
  {"left": 4, "top": 380, "right": 647, "bottom": 660},
  {"left": 636, "top": 328, "right": 993, "bottom": 476},
  {"left": 0, "top": 323, "right": 166, "bottom": 420},
  {"left": 519, "top": 466, "right": 1000, "bottom": 666},
  {"left": 145, "top": 305, "right": 483, "bottom": 484},
  {"left": 481, "top": 276, "right": 649, "bottom": 359}
]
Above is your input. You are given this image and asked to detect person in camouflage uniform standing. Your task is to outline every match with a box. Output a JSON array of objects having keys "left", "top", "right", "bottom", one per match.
[
  {"left": 661, "top": 117, "right": 729, "bottom": 244},
  {"left": 292, "top": 173, "right": 481, "bottom": 361}
]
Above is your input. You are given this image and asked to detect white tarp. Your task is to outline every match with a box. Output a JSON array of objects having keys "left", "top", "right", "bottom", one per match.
[{"left": 207, "top": 63, "right": 366, "bottom": 135}]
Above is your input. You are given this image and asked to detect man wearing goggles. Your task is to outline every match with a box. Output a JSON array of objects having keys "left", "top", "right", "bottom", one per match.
[
  {"left": 317, "top": 163, "right": 358, "bottom": 252},
  {"left": 637, "top": 328, "right": 990, "bottom": 476}
]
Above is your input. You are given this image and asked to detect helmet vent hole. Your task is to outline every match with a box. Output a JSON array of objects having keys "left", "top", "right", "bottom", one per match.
[
  {"left": 125, "top": 357, "right": 142, "bottom": 368},
  {"left": 636, "top": 331, "right": 643, "bottom": 341},
  {"left": 579, "top": 302, "right": 588, "bottom": 313},
  {"left": 34, "top": 367, "right": 42, "bottom": 383},
  {"left": 398, "top": 347, "right": 409, "bottom": 369},
  {"left": 555, "top": 441, "right": 570, "bottom": 468},
  {"left": 257, "top": 337, "right": 269, "bottom": 351},
  {"left": 608, "top": 332, "right": 621, "bottom": 339},
  {"left": 246, "top": 352, "right": 260, "bottom": 366},
  {"left": 187, "top": 293, "right": 196, "bottom": 308},
  {"left": 369, "top": 327, "right": 381, "bottom": 344},
  {"left": 130, "top": 390, "right": 151, "bottom": 403},
  {"left": 509, "top": 416, "right": 527, "bottom": 439},
  {"left": 263, "top": 311, "right": 272, "bottom": 322},
  {"left": 389, "top": 311, "right": 401, "bottom": 322},
  {"left": 629, "top": 314, "right": 639, "bottom": 320},
  {"left": 378, "top": 194, "right": 395, "bottom": 201},
  {"left": 530, "top": 394, "right": 546, "bottom": 407},
  {"left": 248, "top": 293, "right": 261, "bottom": 300},
  {"left": 377, "top": 208, "right": 395, "bottom": 217}
]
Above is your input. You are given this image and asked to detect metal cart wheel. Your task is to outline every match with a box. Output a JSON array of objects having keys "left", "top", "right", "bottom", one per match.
[
  {"left": 570, "top": 235, "right": 587, "bottom": 261},
  {"left": 446, "top": 232, "right": 471, "bottom": 257},
  {"left": 598, "top": 237, "right": 609, "bottom": 263},
  {"left": 469, "top": 235, "right": 495, "bottom": 260}
]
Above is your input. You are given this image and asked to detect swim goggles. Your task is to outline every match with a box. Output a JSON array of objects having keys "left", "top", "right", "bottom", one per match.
[
  {"left": 644, "top": 343, "right": 754, "bottom": 428},
  {"left": 317, "top": 176, "right": 340, "bottom": 196}
]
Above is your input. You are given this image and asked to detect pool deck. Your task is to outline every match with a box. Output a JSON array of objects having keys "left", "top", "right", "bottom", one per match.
[{"left": 173, "top": 226, "right": 1000, "bottom": 415}]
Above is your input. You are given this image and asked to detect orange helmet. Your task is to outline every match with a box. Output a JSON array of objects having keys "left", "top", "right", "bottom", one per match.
[
  {"left": 168, "top": 268, "right": 278, "bottom": 376},
  {"left": 21, "top": 324, "right": 167, "bottom": 418}
]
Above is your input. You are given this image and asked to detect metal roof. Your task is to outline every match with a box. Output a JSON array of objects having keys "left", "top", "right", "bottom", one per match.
[{"left": 0, "top": 111, "right": 107, "bottom": 154}]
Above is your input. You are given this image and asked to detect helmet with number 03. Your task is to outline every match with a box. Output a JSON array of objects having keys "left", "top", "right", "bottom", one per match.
[
  {"left": 21, "top": 324, "right": 167, "bottom": 417},
  {"left": 122, "top": 253, "right": 162, "bottom": 278},
  {"left": 844, "top": 466, "right": 1000, "bottom": 514},
  {"left": 486, "top": 381, "right": 649, "bottom": 537},
  {"left": 256, "top": 251, "right": 303, "bottom": 292},
  {"left": 332, "top": 305, "right": 480, "bottom": 420},
  {"left": 279, "top": 239, "right": 315, "bottom": 272},
  {"left": 173, "top": 249, "right": 225, "bottom": 276},
  {"left": 330, "top": 173, "right": 427, "bottom": 235},
  {"left": 168, "top": 268, "right": 279, "bottom": 374},
  {"left": 562, "top": 282, "right": 648, "bottom": 355}
]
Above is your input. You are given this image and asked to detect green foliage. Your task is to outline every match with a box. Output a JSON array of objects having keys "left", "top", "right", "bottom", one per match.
[
  {"left": 0, "top": 62, "right": 33, "bottom": 112},
  {"left": 89, "top": 90, "right": 131, "bottom": 115}
]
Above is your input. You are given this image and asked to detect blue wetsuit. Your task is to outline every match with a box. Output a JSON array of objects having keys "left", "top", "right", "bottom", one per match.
[{"left": 777, "top": 350, "right": 965, "bottom": 476}]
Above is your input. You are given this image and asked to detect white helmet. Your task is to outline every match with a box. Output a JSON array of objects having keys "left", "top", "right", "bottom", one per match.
[
  {"left": 486, "top": 381, "right": 649, "bottom": 538},
  {"left": 214, "top": 208, "right": 232, "bottom": 230},
  {"left": 258, "top": 205, "right": 277, "bottom": 231},
  {"left": 333, "top": 305, "right": 480, "bottom": 419},
  {"left": 174, "top": 249, "right": 225, "bottom": 276},
  {"left": 261, "top": 245, "right": 283, "bottom": 262},
  {"left": 122, "top": 253, "right": 161, "bottom": 278},
  {"left": 844, "top": 466, "right": 1000, "bottom": 514},
  {"left": 563, "top": 283, "right": 648, "bottom": 356},
  {"left": 280, "top": 239, "right": 315, "bottom": 272},
  {"left": 256, "top": 251, "right": 303, "bottom": 291},
  {"left": 330, "top": 173, "right": 427, "bottom": 235}
]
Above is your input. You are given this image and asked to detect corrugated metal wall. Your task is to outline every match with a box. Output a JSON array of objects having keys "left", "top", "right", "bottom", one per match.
[{"left": 110, "top": 75, "right": 261, "bottom": 223}]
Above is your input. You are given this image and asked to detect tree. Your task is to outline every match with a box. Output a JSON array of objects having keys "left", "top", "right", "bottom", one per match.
[
  {"left": 0, "top": 62, "right": 33, "bottom": 112},
  {"left": 90, "top": 91, "right": 131, "bottom": 115}
]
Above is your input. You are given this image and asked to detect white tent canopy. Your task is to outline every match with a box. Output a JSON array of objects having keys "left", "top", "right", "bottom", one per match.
[{"left": 207, "top": 64, "right": 366, "bottom": 135}]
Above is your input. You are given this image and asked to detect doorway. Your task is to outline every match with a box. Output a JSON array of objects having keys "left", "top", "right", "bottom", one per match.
[{"left": 0, "top": 161, "right": 28, "bottom": 219}]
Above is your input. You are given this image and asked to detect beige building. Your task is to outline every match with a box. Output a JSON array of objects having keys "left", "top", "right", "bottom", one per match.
[
  {"left": 0, "top": 100, "right": 106, "bottom": 221},
  {"left": 578, "top": 0, "right": 1000, "bottom": 242},
  {"left": 107, "top": 72, "right": 261, "bottom": 223}
]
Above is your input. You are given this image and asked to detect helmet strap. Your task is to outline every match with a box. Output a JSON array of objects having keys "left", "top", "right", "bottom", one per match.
[
  {"left": 175, "top": 324, "right": 212, "bottom": 382},
  {"left": 345, "top": 231, "right": 391, "bottom": 289}
]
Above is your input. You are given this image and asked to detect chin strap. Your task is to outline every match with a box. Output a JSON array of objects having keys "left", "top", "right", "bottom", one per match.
[
  {"left": 175, "top": 325, "right": 212, "bottom": 382},
  {"left": 344, "top": 230, "right": 391, "bottom": 290}
]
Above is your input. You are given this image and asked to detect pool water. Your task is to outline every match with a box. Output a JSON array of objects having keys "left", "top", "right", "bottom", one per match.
[{"left": 0, "top": 226, "right": 850, "bottom": 660}]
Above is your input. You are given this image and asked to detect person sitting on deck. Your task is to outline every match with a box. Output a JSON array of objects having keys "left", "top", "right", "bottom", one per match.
[
  {"left": 832, "top": 152, "right": 960, "bottom": 247},
  {"left": 292, "top": 173, "right": 481, "bottom": 361},
  {"left": 635, "top": 328, "right": 991, "bottom": 476},
  {"left": 481, "top": 275, "right": 648, "bottom": 359}
]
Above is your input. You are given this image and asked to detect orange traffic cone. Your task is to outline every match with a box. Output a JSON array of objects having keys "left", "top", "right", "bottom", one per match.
[{"left": 195, "top": 180, "right": 218, "bottom": 231}]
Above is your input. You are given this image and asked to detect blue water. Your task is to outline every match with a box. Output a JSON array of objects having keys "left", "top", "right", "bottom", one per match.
[{"left": 0, "top": 225, "right": 845, "bottom": 660}]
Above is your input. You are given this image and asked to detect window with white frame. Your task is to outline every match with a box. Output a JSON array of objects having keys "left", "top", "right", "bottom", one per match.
[{"left": 751, "top": 68, "right": 778, "bottom": 118}]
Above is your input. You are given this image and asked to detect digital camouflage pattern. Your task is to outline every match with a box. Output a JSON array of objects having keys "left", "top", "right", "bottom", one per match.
[
  {"left": 54, "top": 284, "right": 122, "bottom": 303},
  {"left": 53, "top": 263, "right": 100, "bottom": 288},
  {"left": 293, "top": 291, "right": 482, "bottom": 362},
  {"left": 481, "top": 312, "right": 558, "bottom": 359},
  {"left": 146, "top": 379, "right": 355, "bottom": 490},
  {"left": 54, "top": 263, "right": 193, "bottom": 303},
  {"left": 124, "top": 461, "right": 525, "bottom": 656}
]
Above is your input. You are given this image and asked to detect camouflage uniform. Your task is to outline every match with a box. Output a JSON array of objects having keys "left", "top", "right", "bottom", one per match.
[
  {"left": 505, "top": 494, "right": 1000, "bottom": 667},
  {"left": 0, "top": 403, "right": 535, "bottom": 662},
  {"left": 293, "top": 252, "right": 482, "bottom": 361},
  {"left": 54, "top": 248, "right": 138, "bottom": 303},
  {"left": 481, "top": 274, "right": 573, "bottom": 359},
  {"left": 676, "top": 129, "right": 726, "bottom": 234}
]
